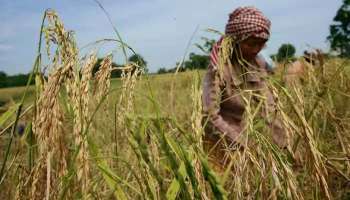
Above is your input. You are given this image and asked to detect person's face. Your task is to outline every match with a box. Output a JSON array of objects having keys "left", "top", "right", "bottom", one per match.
[{"left": 239, "top": 37, "right": 267, "bottom": 60}]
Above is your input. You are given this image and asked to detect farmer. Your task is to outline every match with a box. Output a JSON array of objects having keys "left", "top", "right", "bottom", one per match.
[
  {"left": 284, "top": 49, "right": 324, "bottom": 84},
  {"left": 202, "top": 6, "right": 288, "bottom": 165}
]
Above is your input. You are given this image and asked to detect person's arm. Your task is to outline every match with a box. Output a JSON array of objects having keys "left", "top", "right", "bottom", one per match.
[{"left": 202, "top": 64, "right": 241, "bottom": 141}]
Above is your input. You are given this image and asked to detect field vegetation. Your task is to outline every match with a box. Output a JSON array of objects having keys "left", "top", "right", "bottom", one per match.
[{"left": 1, "top": 9, "right": 350, "bottom": 200}]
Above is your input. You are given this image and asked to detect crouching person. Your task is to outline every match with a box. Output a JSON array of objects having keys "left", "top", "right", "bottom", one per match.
[
  {"left": 201, "top": 6, "right": 288, "bottom": 169},
  {"left": 284, "top": 49, "right": 325, "bottom": 85}
]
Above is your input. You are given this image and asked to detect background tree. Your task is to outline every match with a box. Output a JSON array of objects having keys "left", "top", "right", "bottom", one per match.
[
  {"left": 0, "top": 72, "right": 35, "bottom": 88},
  {"left": 327, "top": 0, "right": 350, "bottom": 57},
  {"left": 0, "top": 71, "right": 8, "bottom": 88},
  {"left": 157, "top": 67, "right": 168, "bottom": 74},
  {"left": 272, "top": 43, "right": 296, "bottom": 62},
  {"left": 195, "top": 37, "right": 216, "bottom": 54},
  {"left": 6, "top": 74, "right": 31, "bottom": 87},
  {"left": 92, "top": 58, "right": 122, "bottom": 78},
  {"left": 128, "top": 54, "right": 148, "bottom": 73},
  {"left": 184, "top": 53, "right": 210, "bottom": 70},
  {"left": 157, "top": 37, "right": 216, "bottom": 74},
  {"left": 182, "top": 37, "right": 215, "bottom": 70}
]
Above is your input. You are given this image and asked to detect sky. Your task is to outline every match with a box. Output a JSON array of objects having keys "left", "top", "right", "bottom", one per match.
[{"left": 0, "top": 0, "right": 343, "bottom": 75}]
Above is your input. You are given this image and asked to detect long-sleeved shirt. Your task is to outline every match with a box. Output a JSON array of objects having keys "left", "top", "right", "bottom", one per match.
[{"left": 202, "top": 55, "right": 287, "bottom": 147}]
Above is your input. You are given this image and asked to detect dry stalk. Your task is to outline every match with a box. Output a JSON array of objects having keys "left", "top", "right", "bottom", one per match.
[
  {"left": 115, "top": 63, "right": 140, "bottom": 139},
  {"left": 94, "top": 55, "right": 112, "bottom": 102},
  {"left": 31, "top": 67, "right": 68, "bottom": 199}
]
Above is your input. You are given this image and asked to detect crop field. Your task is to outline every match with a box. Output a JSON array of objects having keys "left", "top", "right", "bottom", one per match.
[{"left": 1, "top": 10, "right": 350, "bottom": 200}]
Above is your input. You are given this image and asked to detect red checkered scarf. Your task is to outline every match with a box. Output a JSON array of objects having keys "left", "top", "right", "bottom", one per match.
[
  {"left": 210, "top": 7, "right": 270, "bottom": 68},
  {"left": 225, "top": 6, "right": 271, "bottom": 41}
]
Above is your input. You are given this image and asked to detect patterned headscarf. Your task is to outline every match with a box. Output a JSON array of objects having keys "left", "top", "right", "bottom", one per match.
[
  {"left": 209, "top": 7, "right": 271, "bottom": 68},
  {"left": 225, "top": 6, "right": 271, "bottom": 41}
]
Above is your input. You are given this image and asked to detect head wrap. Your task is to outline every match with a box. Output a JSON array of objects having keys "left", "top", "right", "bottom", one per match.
[
  {"left": 225, "top": 6, "right": 271, "bottom": 41},
  {"left": 209, "top": 7, "right": 271, "bottom": 68}
]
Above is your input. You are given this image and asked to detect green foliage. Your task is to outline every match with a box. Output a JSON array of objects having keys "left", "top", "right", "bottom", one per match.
[
  {"left": 186, "top": 37, "right": 214, "bottom": 70},
  {"left": 92, "top": 54, "right": 147, "bottom": 77},
  {"left": 157, "top": 38, "right": 214, "bottom": 74},
  {"left": 0, "top": 71, "right": 35, "bottom": 89},
  {"left": 157, "top": 67, "right": 168, "bottom": 74},
  {"left": 128, "top": 54, "right": 148, "bottom": 73},
  {"left": 156, "top": 53, "right": 209, "bottom": 74},
  {"left": 272, "top": 43, "right": 296, "bottom": 62},
  {"left": 203, "top": 39, "right": 216, "bottom": 53},
  {"left": 7, "top": 74, "right": 35, "bottom": 87},
  {"left": 184, "top": 53, "right": 210, "bottom": 70},
  {"left": 0, "top": 71, "right": 7, "bottom": 88},
  {"left": 93, "top": 58, "right": 122, "bottom": 78},
  {"left": 195, "top": 37, "right": 216, "bottom": 54},
  {"left": 327, "top": 0, "right": 350, "bottom": 57}
]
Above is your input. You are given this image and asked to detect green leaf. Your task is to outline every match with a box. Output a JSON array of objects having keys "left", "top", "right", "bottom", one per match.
[
  {"left": 89, "top": 137, "right": 139, "bottom": 200},
  {"left": 166, "top": 162, "right": 187, "bottom": 200},
  {"left": 0, "top": 103, "right": 19, "bottom": 127}
]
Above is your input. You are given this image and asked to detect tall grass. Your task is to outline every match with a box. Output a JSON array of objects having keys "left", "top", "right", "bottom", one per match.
[{"left": 0, "top": 9, "right": 350, "bottom": 200}]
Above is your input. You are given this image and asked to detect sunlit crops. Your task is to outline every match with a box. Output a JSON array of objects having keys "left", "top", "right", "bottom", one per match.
[{"left": 1, "top": 9, "right": 350, "bottom": 200}]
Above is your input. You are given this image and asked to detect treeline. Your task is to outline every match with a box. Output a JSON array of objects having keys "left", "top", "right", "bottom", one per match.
[
  {"left": 156, "top": 41, "right": 334, "bottom": 75},
  {"left": 156, "top": 39, "right": 298, "bottom": 74},
  {"left": 157, "top": 39, "right": 215, "bottom": 74},
  {"left": 0, "top": 72, "right": 35, "bottom": 88},
  {"left": 156, "top": 39, "right": 311, "bottom": 75},
  {"left": 93, "top": 53, "right": 148, "bottom": 77},
  {"left": 157, "top": 53, "right": 210, "bottom": 74},
  {"left": 0, "top": 54, "right": 147, "bottom": 89}
]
